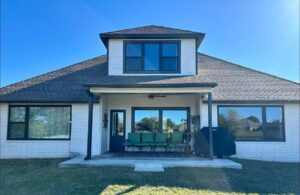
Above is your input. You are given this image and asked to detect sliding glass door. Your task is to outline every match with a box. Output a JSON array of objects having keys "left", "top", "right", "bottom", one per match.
[{"left": 132, "top": 107, "right": 190, "bottom": 133}]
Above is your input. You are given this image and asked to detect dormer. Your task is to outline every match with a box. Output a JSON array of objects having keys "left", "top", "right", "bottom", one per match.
[{"left": 100, "top": 25, "right": 205, "bottom": 76}]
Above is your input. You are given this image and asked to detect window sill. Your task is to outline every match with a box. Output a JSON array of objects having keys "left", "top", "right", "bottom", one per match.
[
  {"left": 235, "top": 140, "right": 286, "bottom": 142},
  {"left": 7, "top": 139, "right": 71, "bottom": 141},
  {"left": 123, "top": 71, "right": 181, "bottom": 74}
]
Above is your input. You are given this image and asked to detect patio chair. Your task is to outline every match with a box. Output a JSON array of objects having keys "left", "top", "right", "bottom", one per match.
[
  {"left": 155, "top": 133, "right": 168, "bottom": 151},
  {"left": 168, "top": 131, "right": 188, "bottom": 152},
  {"left": 124, "top": 132, "right": 141, "bottom": 151},
  {"left": 140, "top": 133, "right": 155, "bottom": 151}
]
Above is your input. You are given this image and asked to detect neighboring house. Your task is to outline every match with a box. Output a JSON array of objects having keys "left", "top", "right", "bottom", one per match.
[
  {"left": 241, "top": 118, "right": 262, "bottom": 132},
  {"left": 0, "top": 25, "right": 299, "bottom": 162}
]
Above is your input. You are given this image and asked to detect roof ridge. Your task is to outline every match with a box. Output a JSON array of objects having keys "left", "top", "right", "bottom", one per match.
[
  {"left": 101, "top": 25, "right": 200, "bottom": 34},
  {"left": 100, "top": 25, "right": 148, "bottom": 34},
  {"left": 198, "top": 52, "right": 300, "bottom": 85},
  {"left": 0, "top": 55, "right": 106, "bottom": 95},
  {"left": 147, "top": 25, "right": 199, "bottom": 33}
]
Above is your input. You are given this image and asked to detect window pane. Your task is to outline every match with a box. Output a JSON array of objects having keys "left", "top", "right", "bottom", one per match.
[
  {"left": 126, "top": 58, "right": 142, "bottom": 71},
  {"left": 28, "top": 107, "right": 70, "bottom": 139},
  {"left": 163, "top": 110, "right": 188, "bottom": 133},
  {"left": 126, "top": 44, "right": 142, "bottom": 57},
  {"left": 218, "top": 107, "right": 263, "bottom": 141},
  {"left": 265, "top": 107, "right": 284, "bottom": 141},
  {"left": 135, "top": 110, "right": 159, "bottom": 132},
  {"left": 162, "top": 58, "right": 178, "bottom": 71},
  {"left": 112, "top": 112, "right": 124, "bottom": 136},
  {"left": 162, "top": 43, "right": 178, "bottom": 57},
  {"left": 144, "top": 44, "right": 159, "bottom": 71},
  {"left": 9, "top": 123, "right": 25, "bottom": 139},
  {"left": 10, "top": 107, "right": 25, "bottom": 122},
  {"left": 264, "top": 124, "right": 284, "bottom": 141},
  {"left": 266, "top": 107, "right": 282, "bottom": 123}
]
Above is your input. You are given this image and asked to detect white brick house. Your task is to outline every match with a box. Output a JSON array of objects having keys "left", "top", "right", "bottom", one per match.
[{"left": 0, "top": 25, "right": 299, "bottom": 162}]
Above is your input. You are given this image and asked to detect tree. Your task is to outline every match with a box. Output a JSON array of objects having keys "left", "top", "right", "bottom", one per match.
[
  {"left": 136, "top": 117, "right": 159, "bottom": 132},
  {"left": 247, "top": 116, "right": 260, "bottom": 122},
  {"left": 165, "top": 118, "right": 176, "bottom": 129}
]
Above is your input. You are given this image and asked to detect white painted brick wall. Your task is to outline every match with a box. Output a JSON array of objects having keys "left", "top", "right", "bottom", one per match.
[
  {"left": 69, "top": 103, "right": 101, "bottom": 157},
  {"left": 201, "top": 103, "right": 300, "bottom": 162},
  {"left": 108, "top": 39, "right": 123, "bottom": 75},
  {"left": 0, "top": 103, "right": 70, "bottom": 159},
  {"left": 181, "top": 39, "right": 196, "bottom": 75},
  {"left": 69, "top": 104, "right": 88, "bottom": 155},
  {"left": 1, "top": 100, "right": 298, "bottom": 162},
  {"left": 0, "top": 103, "right": 101, "bottom": 159},
  {"left": 108, "top": 39, "right": 196, "bottom": 76}
]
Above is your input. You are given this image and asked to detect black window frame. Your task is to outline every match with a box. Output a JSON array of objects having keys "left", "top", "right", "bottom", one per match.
[
  {"left": 132, "top": 107, "right": 190, "bottom": 132},
  {"left": 217, "top": 105, "right": 285, "bottom": 142},
  {"left": 123, "top": 40, "right": 181, "bottom": 74},
  {"left": 7, "top": 105, "right": 72, "bottom": 140}
]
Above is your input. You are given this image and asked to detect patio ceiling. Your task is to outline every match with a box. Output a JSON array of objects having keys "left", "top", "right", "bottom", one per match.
[
  {"left": 87, "top": 84, "right": 214, "bottom": 95},
  {"left": 89, "top": 87, "right": 213, "bottom": 94}
]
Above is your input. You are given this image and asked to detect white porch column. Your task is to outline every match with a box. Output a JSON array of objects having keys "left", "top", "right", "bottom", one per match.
[
  {"left": 198, "top": 94, "right": 203, "bottom": 129},
  {"left": 99, "top": 95, "right": 109, "bottom": 154},
  {"left": 92, "top": 101, "right": 101, "bottom": 156}
]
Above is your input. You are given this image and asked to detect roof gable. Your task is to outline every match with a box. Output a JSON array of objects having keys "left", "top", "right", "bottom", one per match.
[{"left": 100, "top": 25, "right": 205, "bottom": 48}]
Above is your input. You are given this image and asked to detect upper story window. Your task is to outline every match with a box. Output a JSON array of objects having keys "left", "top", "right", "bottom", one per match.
[{"left": 124, "top": 41, "right": 180, "bottom": 73}]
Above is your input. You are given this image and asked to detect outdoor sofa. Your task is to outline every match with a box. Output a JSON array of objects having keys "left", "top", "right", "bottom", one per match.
[{"left": 123, "top": 132, "right": 190, "bottom": 152}]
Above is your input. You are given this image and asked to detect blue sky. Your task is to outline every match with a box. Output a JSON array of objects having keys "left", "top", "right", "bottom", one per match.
[{"left": 1, "top": 0, "right": 299, "bottom": 87}]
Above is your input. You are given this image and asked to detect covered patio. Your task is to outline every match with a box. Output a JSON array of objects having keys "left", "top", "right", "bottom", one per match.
[
  {"left": 83, "top": 83, "right": 217, "bottom": 161},
  {"left": 60, "top": 153, "right": 242, "bottom": 171},
  {"left": 60, "top": 82, "right": 243, "bottom": 171}
]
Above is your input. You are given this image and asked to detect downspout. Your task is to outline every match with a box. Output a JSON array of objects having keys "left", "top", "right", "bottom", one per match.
[{"left": 208, "top": 92, "right": 213, "bottom": 160}]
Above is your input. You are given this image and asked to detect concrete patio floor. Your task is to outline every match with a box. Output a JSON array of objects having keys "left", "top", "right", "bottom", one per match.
[{"left": 59, "top": 154, "right": 242, "bottom": 171}]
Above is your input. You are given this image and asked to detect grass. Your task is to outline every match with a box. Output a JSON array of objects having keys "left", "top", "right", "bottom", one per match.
[{"left": 0, "top": 158, "right": 299, "bottom": 195}]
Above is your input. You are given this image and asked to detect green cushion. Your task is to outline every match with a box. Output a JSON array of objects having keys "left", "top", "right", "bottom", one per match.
[
  {"left": 155, "top": 133, "right": 167, "bottom": 143},
  {"left": 128, "top": 133, "right": 141, "bottom": 143},
  {"left": 142, "top": 133, "right": 154, "bottom": 143},
  {"left": 171, "top": 132, "right": 183, "bottom": 143}
]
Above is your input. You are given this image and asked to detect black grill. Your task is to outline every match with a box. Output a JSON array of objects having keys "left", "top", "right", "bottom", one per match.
[{"left": 194, "top": 127, "right": 236, "bottom": 158}]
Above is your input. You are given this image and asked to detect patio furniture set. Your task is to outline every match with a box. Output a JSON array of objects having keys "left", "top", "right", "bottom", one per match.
[{"left": 123, "top": 131, "right": 191, "bottom": 152}]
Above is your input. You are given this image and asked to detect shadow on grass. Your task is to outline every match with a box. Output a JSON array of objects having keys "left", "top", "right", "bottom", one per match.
[{"left": 0, "top": 158, "right": 299, "bottom": 194}]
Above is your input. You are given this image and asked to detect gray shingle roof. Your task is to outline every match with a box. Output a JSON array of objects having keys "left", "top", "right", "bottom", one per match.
[
  {"left": 198, "top": 54, "right": 299, "bottom": 102},
  {"left": 100, "top": 25, "right": 205, "bottom": 48},
  {"left": 101, "top": 25, "right": 201, "bottom": 35},
  {"left": 1, "top": 53, "right": 299, "bottom": 103}
]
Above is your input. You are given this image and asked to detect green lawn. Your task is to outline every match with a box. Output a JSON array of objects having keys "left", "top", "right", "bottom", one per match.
[{"left": 0, "top": 158, "right": 299, "bottom": 195}]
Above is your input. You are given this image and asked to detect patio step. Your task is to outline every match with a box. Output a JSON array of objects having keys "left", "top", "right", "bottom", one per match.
[{"left": 134, "top": 163, "right": 164, "bottom": 172}]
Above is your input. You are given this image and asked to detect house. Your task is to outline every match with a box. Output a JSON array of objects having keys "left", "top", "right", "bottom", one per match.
[{"left": 0, "top": 25, "right": 299, "bottom": 162}]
